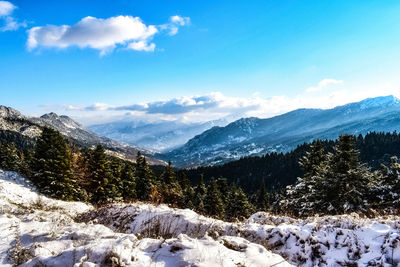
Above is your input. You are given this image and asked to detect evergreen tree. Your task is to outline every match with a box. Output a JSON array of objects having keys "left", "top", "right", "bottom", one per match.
[
  {"left": 282, "top": 140, "right": 327, "bottom": 216},
  {"left": 19, "top": 149, "right": 34, "bottom": 178},
  {"left": 0, "top": 142, "right": 21, "bottom": 172},
  {"left": 182, "top": 186, "right": 195, "bottom": 210},
  {"left": 204, "top": 179, "right": 225, "bottom": 218},
  {"left": 255, "top": 181, "right": 269, "bottom": 211},
  {"left": 176, "top": 171, "right": 194, "bottom": 209},
  {"left": 121, "top": 162, "right": 137, "bottom": 200},
  {"left": 88, "top": 145, "right": 120, "bottom": 203},
  {"left": 110, "top": 158, "right": 124, "bottom": 196},
  {"left": 31, "top": 127, "right": 83, "bottom": 201},
  {"left": 378, "top": 156, "right": 400, "bottom": 209},
  {"left": 193, "top": 175, "right": 207, "bottom": 213},
  {"left": 216, "top": 177, "right": 230, "bottom": 206},
  {"left": 177, "top": 171, "right": 190, "bottom": 191},
  {"left": 226, "top": 186, "right": 254, "bottom": 220},
  {"left": 160, "top": 161, "right": 183, "bottom": 206},
  {"left": 135, "top": 151, "right": 153, "bottom": 201},
  {"left": 324, "top": 135, "right": 373, "bottom": 214}
]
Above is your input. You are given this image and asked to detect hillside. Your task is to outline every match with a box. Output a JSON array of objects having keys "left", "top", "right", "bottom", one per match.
[
  {"left": 1, "top": 170, "right": 399, "bottom": 266},
  {"left": 0, "top": 106, "right": 164, "bottom": 165},
  {"left": 165, "top": 95, "right": 400, "bottom": 167}
]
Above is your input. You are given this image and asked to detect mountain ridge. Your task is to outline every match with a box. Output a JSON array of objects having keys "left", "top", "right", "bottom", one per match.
[
  {"left": 0, "top": 106, "right": 164, "bottom": 165},
  {"left": 163, "top": 95, "right": 400, "bottom": 167}
]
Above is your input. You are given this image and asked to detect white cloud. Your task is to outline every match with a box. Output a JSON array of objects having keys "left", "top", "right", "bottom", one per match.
[
  {"left": 0, "top": 1, "right": 25, "bottom": 32},
  {"left": 27, "top": 16, "right": 158, "bottom": 55},
  {"left": 63, "top": 103, "right": 112, "bottom": 111},
  {"left": 128, "top": 40, "right": 155, "bottom": 52},
  {"left": 160, "top": 15, "right": 190, "bottom": 36},
  {"left": 0, "top": 1, "right": 14, "bottom": 16},
  {"left": 306, "top": 78, "right": 343, "bottom": 93},
  {"left": 27, "top": 14, "right": 189, "bottom": 54},
  {"left": 51, "top": 80, "right": 400, "bottom": 125}
]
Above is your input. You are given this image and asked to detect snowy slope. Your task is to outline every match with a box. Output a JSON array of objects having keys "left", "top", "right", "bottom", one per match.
[
  {"left": 1, "top": 169, "right": 399, "bottom": 266},
  {"left": 0, "top": 170, "right": 290, "bottom": 267},
  {"left": 80, "top": 204, "right": 400, "bottom": 266}
]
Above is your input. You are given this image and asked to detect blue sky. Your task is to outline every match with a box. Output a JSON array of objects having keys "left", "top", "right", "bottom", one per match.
[{"left": 1, "top": 0, "right": 400, "bottom": 124}]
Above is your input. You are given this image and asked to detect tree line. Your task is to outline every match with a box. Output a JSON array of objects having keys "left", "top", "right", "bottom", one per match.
[
  {"left": 184, "top": 131, "right": 400, "bottom": 194},
  {"left": 0, "top": 127, "right": 253, "bottom": 220},
  {"left": 2, "top": 128, "right": 400, "bottom": 218}
]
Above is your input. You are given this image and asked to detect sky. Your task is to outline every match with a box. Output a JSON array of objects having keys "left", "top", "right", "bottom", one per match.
[{"left": 1, "top": 0, "right": 400, "bottom": 125}]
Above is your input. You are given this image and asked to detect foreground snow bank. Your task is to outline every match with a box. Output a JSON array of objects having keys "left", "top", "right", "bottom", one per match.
[
  {"left": 245, "top": 212, "right": 400, "bottom": 266},
  {"left": 0, "top": 170, "right": 290, "bottom": 266},
  {"left": 81, "top": 202, "right": 400, "bottom": 266},
  {"left": 2, "top": 169, "right": 399, "bottom": 266},
  {"left": 0, "top": 170, "right": 91, "bottom": 216}
]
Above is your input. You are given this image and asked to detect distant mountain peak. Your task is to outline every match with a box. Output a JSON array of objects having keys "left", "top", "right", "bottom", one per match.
[
  {"left": 351, "top": 95, "right": 399, "bottom": 107},
  {"left": 0, "top": 106, "right": 164, "bottom": 165},
  {"left": 164, "top": 95, "right": 400, "bottom": 167},
  {"left": 0, "top": 105, "right": 23, "bottom": 119},
  {"left": 41, "top": 112, "right": 61, "bottom": 120}
]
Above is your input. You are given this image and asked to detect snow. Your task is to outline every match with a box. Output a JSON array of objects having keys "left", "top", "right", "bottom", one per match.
[
  {"left": 1, "top": 169, "right": 399, "bottom": 266},
  {"left": 0, "top": 170, "right": 290, "bottom": 266}
]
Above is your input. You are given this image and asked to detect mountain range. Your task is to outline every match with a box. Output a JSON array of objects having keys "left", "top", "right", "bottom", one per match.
[
  {"left": 3, "top": 95, "right": 400, "bottom": 168},
  {"left": 163, "top": 95, "right": 400, "bottom": 167},
  {"left": 0, "top": 106, "right": 164, "bottom": 165},
  {"left": 88, "top": 118, "right": 229, "bottom": 152}
]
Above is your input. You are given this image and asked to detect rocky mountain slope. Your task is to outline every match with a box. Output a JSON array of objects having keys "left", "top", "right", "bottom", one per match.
[
  {"left": 0, "top": 106, "right": 164, "bottom": 165},
  {"left": 1, "top": 169, "right": 399, "bottom": 266},
  {"left": 165, "top": 95, "right": 400, "bottom": 167}
]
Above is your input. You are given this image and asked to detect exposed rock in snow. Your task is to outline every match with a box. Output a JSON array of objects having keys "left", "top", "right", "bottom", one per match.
[{"left": 0, "top": 170, "right": 290, "bottom": 266}]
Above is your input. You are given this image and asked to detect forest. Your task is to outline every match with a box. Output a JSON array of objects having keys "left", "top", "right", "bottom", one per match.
[{"left": 1, "top": 128, "right": 400, "bottom": 219}]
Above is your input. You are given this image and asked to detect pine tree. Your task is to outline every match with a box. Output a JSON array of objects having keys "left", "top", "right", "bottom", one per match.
[
  {"left": 378, "top": 156, "right": 400, "bottom": 209},
  {"left": 183, "top": 186, "right": 195, "bottom": 210},
  {"left": 0, "top": 142, "right": 21, "bottom": 172},
  {"left": 204, "top": 179, "right": 225, "bottom": 218},
  {"left": 324, "top": 135, "right": 373, "bottom": 214},
  {"left": 110, "top": 158, "right": 124, "bottom": 198},
  {"left": 88, "top": 145, "right": 120, "bottom": 203},
  {"left": 216, "top": 177, "right": 230, "bottom": 206},
  {"left": 135, "top": 151, "right": 153, "bottom": 201},
  {"left": 177, "top": 171, "right": 195, "bottom": 209},
  {"left": 255, "top": 181, "right": 269, "bottom": 211},
  {"left": 160, "top": 161, "right": 183, "bottom": 206},
  {"left": 282, "top": 140, "right": 327, "bottom": 216},
  {"left": 31, "top": 127, "right": 83, "bottom": 201},
  {"left": 177, "top": 171, "right": 190, "bottom": 191},
  {"left": 226, "top": 186, "right": 254, "bottom": 220},
  {"left": 193, "top": 175, "right": 207, "bottom": 214},
  {"left": 121, "top": 162, "right": 137, "bottom": 200}
]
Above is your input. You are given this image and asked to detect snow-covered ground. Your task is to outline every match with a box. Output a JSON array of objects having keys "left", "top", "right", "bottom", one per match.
[
  {"left": 1, "top": 169, "right": 399, "bottom": 266},
  {"left": 0, "top": 170, "right": 289, "bottom": 267}
]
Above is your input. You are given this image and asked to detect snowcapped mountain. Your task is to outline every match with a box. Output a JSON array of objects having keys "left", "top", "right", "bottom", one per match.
[
  {"left": 0, "top": 106, "right": 164, "bottom": 165},
  {"left": 88, "top": 118, "right": 229, "bottom": 152},
  {"left": 1, "top": 169, "right": 399, "bottom": 266},
  {"left": 164, "top": 95, "right": 400, "bottom": 167}
]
